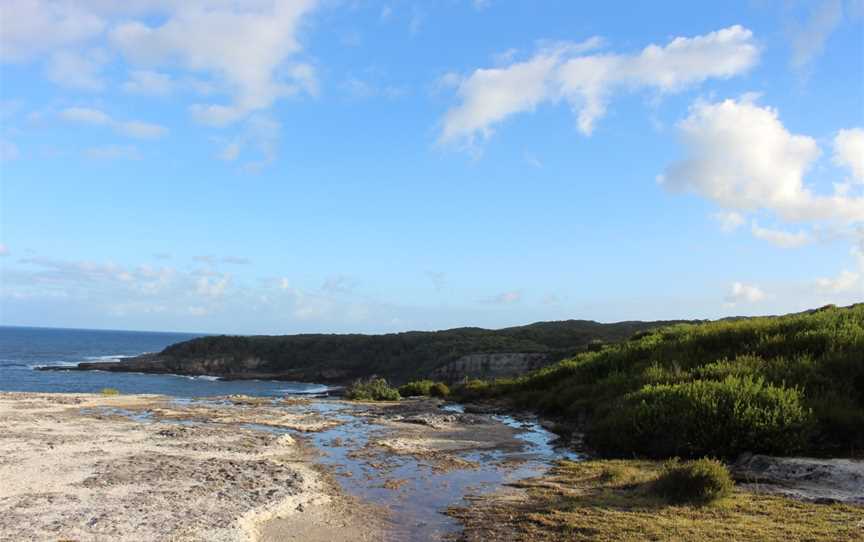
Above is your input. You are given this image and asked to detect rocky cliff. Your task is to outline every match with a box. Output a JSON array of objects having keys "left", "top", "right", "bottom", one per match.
[{"left": 432, "top": 352, "right": 551, "bottom": 382}]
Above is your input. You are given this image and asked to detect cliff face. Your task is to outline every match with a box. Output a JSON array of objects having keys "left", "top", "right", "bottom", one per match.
[{"left": 432, "top": 353, "right": 551, "bottom": 382}]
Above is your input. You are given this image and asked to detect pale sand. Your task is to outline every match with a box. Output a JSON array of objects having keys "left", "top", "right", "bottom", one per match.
[{"left": 0, "top": 392, "right": 383, "bottom": 542}]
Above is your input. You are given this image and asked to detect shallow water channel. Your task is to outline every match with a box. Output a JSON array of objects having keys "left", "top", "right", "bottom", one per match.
[
  {"left": 88, "top": 398, "right": 580, "bottom": 541},
  {"left": 298, "top": 401, "right": 580, "bottom": 541}
]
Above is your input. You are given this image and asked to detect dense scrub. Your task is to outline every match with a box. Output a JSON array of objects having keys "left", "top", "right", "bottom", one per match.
[
  {"left": 345, "top": 378, "right": 401, "bottom": 401},
  {"left": 158, "top": 319, "right": 689, "bottom": 384},
  {"left": 399, "top": 380, "right": 450, "bottom": 398},
  {"left": 455, "top": 304, "right": 864, "bottom": 457}
]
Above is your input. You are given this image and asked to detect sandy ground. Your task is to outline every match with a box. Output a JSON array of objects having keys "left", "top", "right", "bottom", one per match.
[{"left": 0, "top": 392, "right": 383, "bottom": 542}]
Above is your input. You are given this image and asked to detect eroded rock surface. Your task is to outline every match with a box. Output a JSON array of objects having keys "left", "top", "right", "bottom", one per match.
[{"left": 732, "top": 453, "right": 864, "bottom": 504}]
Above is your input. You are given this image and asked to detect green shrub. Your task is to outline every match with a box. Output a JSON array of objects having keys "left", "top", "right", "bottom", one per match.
[
  {"left": 100, "top": 387, "right": 120, "bottom": 396},
  {"left": 398, "top": 380, "right": 451, "bottom": 398},
  {"left": 399, "top": 380, "right": 435, "bottom": 397},
  {"left": 589, "top": 376, "right": 814, "bottom": 458},
  {"left": 454, "top": 378, "right": 492, "bottom": 400},
  {"left": 429, "top": 382, "right": 450, "bottom": 398},
  {"left": 345, "top": 378, "right": 401, "bottom": 401},
  {"left": 653, "top": 458, "right": 733, "bottom": 504}
]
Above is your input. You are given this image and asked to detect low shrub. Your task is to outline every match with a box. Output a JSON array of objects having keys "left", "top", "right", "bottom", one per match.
[
  {"left": 100, "top": 387, "right": 120, "bottom": 396},
  {"left": 429, "top": 381, "right": 450, "bottom": 398},
  {"left": 453, "top": 379, "right": 488, "bottom": 399},
  {"left": 589, "top": 376, "right": 814, "bottom": 458},
  {"left": 398, "top": 380, "right": 435, "bottom": 397},
  {"left": 398, "top": 380, "right": 451, "bottom": 398},
  {"left": 345, "top": 378, "right": 401, "bottom": 401},
  {"left": 653, "top": 458, "right": 733, "bottom": 504}
]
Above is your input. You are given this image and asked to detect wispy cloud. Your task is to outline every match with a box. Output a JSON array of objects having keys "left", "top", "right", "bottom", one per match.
[
  {"left": 59, "top": 107, "right": 167, "bottom": 140},
  {"left": 84, "top": 144, "right": 141, "bottom": 161}
]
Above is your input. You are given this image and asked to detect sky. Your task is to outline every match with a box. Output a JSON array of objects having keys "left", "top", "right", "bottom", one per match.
[{"left": 0, "top": 0, "right": 863, "bottom": 334}]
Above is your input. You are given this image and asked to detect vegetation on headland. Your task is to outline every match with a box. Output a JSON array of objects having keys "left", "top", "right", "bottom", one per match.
[
  {"left": 345, "top": 378, "right": 401, "bottom": 401},
  {"left": 399, "top": 380, "right": 450, "bottom": 398},
  {"left": 448, "top": 459, "right": 864, "bottom": 542},
  {"left": 149, "top": 319, "right": 691, "bottom": 384},
  {"left": 455, "top": 304, "right": 864, "bottom": 458}
]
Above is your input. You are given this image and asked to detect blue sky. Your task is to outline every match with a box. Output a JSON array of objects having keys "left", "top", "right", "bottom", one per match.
[{"left": 0, "top": 0, "right": 862, "bottom": 334}]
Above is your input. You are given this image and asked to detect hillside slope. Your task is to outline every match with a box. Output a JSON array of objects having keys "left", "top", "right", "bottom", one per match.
[{"left": 460, "top": 304, "right": 864, "bottom": 458}]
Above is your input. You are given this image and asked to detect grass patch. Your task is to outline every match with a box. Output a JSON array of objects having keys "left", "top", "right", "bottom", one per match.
[
  {"left": 449, "top": 459, "right": 864, "bottom": 541},
  {"left": 99, "top": 387, "right": 120, "bottom": 396},
  {"left": 345, "top": 378, "right": 401, "bottom": 401}
]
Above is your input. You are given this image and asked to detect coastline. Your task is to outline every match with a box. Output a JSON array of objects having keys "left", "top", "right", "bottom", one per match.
[
  {"left": 0, "top": 392, "right": 385, "bottom": 541},
  {"left": 0, "top": 391, "right": 565, "bottom": 541}
]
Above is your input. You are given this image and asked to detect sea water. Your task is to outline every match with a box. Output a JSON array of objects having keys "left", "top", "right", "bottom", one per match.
[{"left": 0, "top": 326, "right": 328, "bottom": 397}]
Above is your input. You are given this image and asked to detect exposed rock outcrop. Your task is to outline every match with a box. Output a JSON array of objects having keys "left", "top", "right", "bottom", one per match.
[
  {"left": 432, "top": 352, "right": 550, "bottom": 383},
  {"left": 732, "top": 453, "right": 864, "bottom": 504}
]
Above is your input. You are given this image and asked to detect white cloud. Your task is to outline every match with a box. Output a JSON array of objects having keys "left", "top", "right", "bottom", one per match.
[
  {"left": 816, "top": 269, "right": 861, "bottom": 293},
  {"left": 196, "top": 274, "right": 230, "bottom": 299},
  {"left": 59, "top": 107, "right": 111, "bottom": 125},
  {"left": 110, "top": 1, "right": 320, "bottom": 125},
  {"left": 440, "top": 26, "right": 759, "bottom": 147},
  {"left": 59, "top": 107, "right": 167, "bottom": 140},
  {"left": 725, "top": 281, "right": 766, "bottom": 305},
  {"left": 815, "top": 242, "right": 864, "bottom": 294},
  {"left": 84, "top": 144, "right": 141, "bottom": 161},
  {"left": 751, "top": 222, "right": 812, "bottom": 248},
  {"left": 122, "top": 69, "right": 173, "bottom": 95},
  {"left": 713, "top": 211, "right": 745, "bottom": 232},
  {"left": 440, "top": 52, "right": 559, "bottom": 146},
  {"left": 834, "top": 128, "right": 864, "bottom": 182},
  {"left": 44, "top": 49, "right": 107, "bottom": 91},
  {"left": 3, "top": 1, "right": 320, "bottom": 125},
  {"left": 117, "top": 120, "right": 166, "bottom": 139},
  {"left": 659, "top": 98, "right": 864, "bottom": 223},
  {"left": 0, "top": 0, "right": 105, "bottom": 62}
]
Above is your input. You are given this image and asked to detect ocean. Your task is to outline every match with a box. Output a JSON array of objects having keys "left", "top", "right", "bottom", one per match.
[{"left": 0, "top": 326, "right": 328, "bottom": 397}]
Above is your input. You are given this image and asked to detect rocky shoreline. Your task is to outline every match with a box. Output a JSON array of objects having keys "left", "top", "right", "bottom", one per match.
[
  {"left": 3, "top": 392, "right": 859, "bottom": 541},
  {"left": 0, "top": 392, "right": 562, "bottom": 541},
  {"left": 0, "top": 392, "right": 381, "bottom": 541}
]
